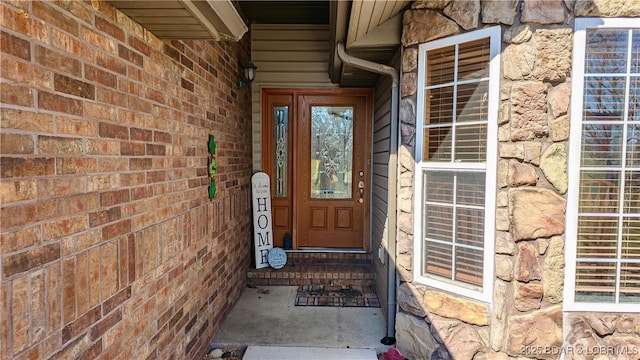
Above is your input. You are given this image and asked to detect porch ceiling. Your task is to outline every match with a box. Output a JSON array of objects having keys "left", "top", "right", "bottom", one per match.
[
  {"left": 236, "top": 1, "right": 330, "bottom": 25},
  {"left": 108, "top": 0, "right": 247, "bottom": 41},
  {"left": 108, "top": 0, "right": 410, "bottom": 87}
]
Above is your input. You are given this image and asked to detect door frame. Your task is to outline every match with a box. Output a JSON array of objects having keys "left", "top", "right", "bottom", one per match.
[{"left": 261, "top": 88, "right": 373, "bottom": 251}]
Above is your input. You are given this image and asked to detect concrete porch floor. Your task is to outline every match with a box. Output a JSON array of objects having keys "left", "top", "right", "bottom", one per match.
[{"left": 210, "top": 286, "right": 390, "bottom": 356}]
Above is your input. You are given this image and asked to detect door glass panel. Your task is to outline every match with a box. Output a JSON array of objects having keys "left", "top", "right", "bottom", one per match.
[
  {"left": 274, "top": 106, "right": 288, "bottom": 198},
  {"left": 310, "top": 106, "right": 353, "bottom": 199}
]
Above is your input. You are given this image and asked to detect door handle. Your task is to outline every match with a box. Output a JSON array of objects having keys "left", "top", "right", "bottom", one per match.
[{"left": 358, "top": 180, "right": 364, "bottom": 203}]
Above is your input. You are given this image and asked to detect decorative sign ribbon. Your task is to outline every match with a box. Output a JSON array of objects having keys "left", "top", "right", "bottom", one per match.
[{"left": 208, "top": 135, "right": 216, "bottom": 200}]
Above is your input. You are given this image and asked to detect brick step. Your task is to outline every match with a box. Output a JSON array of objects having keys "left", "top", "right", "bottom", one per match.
[
  {"left": 286, "top": 251, "right": 372, "bottom": 266},
  {"left": 247, "top": 263, "right": 375, "bottom": 287}
]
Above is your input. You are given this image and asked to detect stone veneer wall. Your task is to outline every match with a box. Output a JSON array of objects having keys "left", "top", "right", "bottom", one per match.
[
  {"left": 0, "top": 1, "right": 252, "bottom": 359},
  {"left": 396, "top": 1, "right": 640, "bottom": 359}
]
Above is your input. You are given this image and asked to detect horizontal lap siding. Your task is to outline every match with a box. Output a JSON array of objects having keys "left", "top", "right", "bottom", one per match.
[
  {"left": 250, "top": 25, "right": 336, "bottom": 170},
  {"left": 372, "top": 67, "right": 394, "bottom": 319}
]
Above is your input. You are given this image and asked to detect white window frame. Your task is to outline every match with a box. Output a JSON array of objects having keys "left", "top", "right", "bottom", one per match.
[
  {"left": 565, "top": 18, "right": 640, "bottom": 312},
  {"left": 413, "top": 26, "right": 500, "bottom": 303}
]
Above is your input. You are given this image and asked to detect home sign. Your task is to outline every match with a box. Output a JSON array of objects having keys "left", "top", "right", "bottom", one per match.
[{"left": 251, "top": 172, "right": 273, "bottom": 269}]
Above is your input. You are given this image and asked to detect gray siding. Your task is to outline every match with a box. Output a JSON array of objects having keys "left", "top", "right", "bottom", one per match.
[
  {"left": 371, "top": 58, "right": 397, "bottom": 320},
  {"left": 250, "top": 24, "right": 337, "bottom": 170}
]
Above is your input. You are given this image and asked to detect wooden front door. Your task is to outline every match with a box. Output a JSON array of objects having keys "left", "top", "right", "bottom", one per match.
[{"left": 262, "top": 89, "right": 372, "bottom": 250}]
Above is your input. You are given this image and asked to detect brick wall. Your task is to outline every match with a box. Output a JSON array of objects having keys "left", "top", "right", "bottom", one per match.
[{"left": 0, "top": 1, "right": 253, "bottom": 359}]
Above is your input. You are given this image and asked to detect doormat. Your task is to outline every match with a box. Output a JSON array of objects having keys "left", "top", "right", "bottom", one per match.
[{"left": 295, "top": 285, "right": 380, "bottom": 308}]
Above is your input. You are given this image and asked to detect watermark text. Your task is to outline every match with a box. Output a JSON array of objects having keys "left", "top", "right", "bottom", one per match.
[{"left": 521, "top": 345, "right": 640, "bottom": 357}]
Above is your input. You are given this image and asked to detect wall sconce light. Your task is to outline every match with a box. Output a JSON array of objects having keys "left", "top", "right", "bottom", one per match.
[{"left": 237, "top": 61, "right": 257, "bottom": 89}]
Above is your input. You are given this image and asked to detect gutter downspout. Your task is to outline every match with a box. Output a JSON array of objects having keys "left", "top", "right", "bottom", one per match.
[{"left": 336, "top": 42, "right": 399, "bottom": 344}]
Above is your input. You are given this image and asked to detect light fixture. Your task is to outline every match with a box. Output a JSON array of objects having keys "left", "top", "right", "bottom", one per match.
[{"left": 237, "top": 61, "right": 257, "bottom": 89}]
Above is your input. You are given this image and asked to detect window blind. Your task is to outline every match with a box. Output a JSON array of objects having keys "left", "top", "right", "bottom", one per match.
[
  {"left": 422, "top": 37, "right": 491, "bottom": 288},
  {"left": 574, "top": 27, "right": 640, "bottom": 304}
]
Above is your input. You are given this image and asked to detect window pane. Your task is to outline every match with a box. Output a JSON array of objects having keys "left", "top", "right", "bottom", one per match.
[
  {"left": 575, "top": 261, "right": 617, "bottom": 303},
  {"left": 425, "top": 172, "right": 454, "bottom": 203},
  {"left": 625, "top": 171, "right": 640, "bottom": 213},
  {"left": 457, "top": 38, "right": 490, "bottom": 81},
  {"left": 423, "top": 170, "right": 486, "bottom": 288},
  {"left": 456, "top": 207, "right": 484, "bottom": 247},
  {"left": 628, "top": 124, "right": 640, "bottom": 167},
  {"left": 631, "top": 78, "right": 640, "bottom": 123},
  {"left": 424, "top": 127, "right": 452, "bottom": 161},
  {"left": 578, "top": 171, "right": 620, "bottom": 213},
  {"left": 455, "top": 247, "right": 483, "bottom": 286},
  {"left": 577, "top": 217, "right": 619, "bottom": 258},
  {"left": 633, "top": 30, "right": 640, "bottom": 73},
  {"left": 455, "top": 124, "right": 487, "bottom": 162},
  {"left": 426, "top": 86, "right": 454, "bottom": 125},
  {"left": 427, "top": 45, "right": 455, "bottom": 86},
  {"left": 585, "top": 29, "right": 628, "bottom": 73},
  {"left": 425, "top": 242, "right": 452, "bottom": 278},
  {"left": 620, "top": 263, "right": 640, "bottom": 302},
  {"left": 425, "top": 205, "right": 453, "bottom": 242},
  {"left": 580, "top": 125, "right": 623, "bottom": 166},
  {"left": 456, "top": 81, "right": 488, "bottom": 123},
  {"left": 274, "top": 106, "right": 288, "bottom": 198},
  {"left": 310, "top": 106, "right": 353, "bottom": 199},
  {"left": 425, "top": 171, "right": 485, "bottom": 206},
  {"left": 456, "top": 172, "right": 485, "bottom": 207},
  {"left": 583, "top": 77, "right": 626, "bottom": 122},
  {"left": 622, "top": 217, "right": 640, "bottom": 259}
]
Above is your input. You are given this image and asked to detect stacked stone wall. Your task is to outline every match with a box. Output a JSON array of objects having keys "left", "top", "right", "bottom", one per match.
[
  {"left": 0, "top": 1, "right": 253, "bottom": 359},
  {"left": 397, "top": 1, "right": 640, "bottom": 359}
]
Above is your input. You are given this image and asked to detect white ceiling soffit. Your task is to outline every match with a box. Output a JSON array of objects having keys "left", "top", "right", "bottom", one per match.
[
  {"left": 346, "top": 0, "right": 408, "bottom": 49},
  {"left": 109, "top": 0, "right": 248, "bottom": 41}
]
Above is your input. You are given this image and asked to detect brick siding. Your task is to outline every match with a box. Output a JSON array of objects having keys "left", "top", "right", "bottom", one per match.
[{"left": 0, "top": 1, "right": 253, "bottom": 359}]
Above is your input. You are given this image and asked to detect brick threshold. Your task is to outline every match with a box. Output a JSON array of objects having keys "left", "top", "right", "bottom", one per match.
[{"left": 246, "top": 251, "right": 375, "bottom": 287}]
